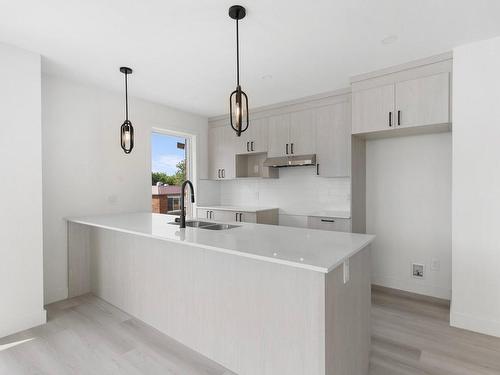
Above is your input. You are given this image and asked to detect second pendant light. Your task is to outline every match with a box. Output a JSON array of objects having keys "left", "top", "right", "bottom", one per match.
[{"left": 228, "top": 5, "right": 249, "bottom": 137}]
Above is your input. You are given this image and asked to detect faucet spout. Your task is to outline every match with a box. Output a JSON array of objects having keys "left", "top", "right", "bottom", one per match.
[{"left": 180, "top": 180, "right": 195, "bottom": 228}]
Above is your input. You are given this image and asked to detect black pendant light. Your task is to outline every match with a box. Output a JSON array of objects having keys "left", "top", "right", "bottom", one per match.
[
  {"left": 120, "top": 66, "right": 134, "bottom": 154},
  {"left": 228, "top": 5, "right": 249, "bottom": 137}
]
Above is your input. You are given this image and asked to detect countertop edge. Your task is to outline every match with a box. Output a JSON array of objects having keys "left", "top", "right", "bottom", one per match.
[{"left": 67, "top": 218, "right": 331, "bottom": 273}]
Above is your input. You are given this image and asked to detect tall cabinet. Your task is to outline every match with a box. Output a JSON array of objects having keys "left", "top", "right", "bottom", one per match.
[{"left": 350, "top": 53, "right": 453, "bottom": 233}]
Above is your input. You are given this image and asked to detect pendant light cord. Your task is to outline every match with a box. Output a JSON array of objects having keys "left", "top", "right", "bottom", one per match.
[
  {"left": 236, "top": 18, "right": 240, "bottom": 87},
  {"left": 125, "top": 71, "right": 129, "bottom": 121}
]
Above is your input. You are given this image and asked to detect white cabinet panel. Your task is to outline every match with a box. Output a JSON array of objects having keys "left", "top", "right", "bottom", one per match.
[
  {"left": 395, "top": 72, "right": 450, "bottom": 128},
  {"left": 289, "top": 109, "right": 316, "bottom": 155},
  {"left": 268, "top": 113, "right": 290, "bottom": 157},
  {"left": 352, "top": 84, "right": 395, "bottom": 134},
  {"left": 315, "top": 102, "right": 351, "bottom": 177}
]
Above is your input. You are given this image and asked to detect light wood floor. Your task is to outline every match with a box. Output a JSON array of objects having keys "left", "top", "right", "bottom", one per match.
[
  {"left": 0, "top": 294, "right": 235, "bottom": 375},
  {"left": 370, "top": 286, "right": 500, "bottom": 375},
  {"left": 1, "top": 289, "right": 500, "bottom": 375}
]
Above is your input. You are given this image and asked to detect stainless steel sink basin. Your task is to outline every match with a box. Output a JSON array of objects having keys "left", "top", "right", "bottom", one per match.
[
  {"left": 186, "top": 221, "right": 214, "bottom": 228},
  {"left": 169, "top": 220, "right": 240, "bottom": 230},
  {"left": 200, "top": 223, "right": 239, "bottom": 230}
]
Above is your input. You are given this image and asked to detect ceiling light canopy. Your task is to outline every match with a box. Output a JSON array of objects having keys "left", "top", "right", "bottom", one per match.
[{"left": 228, "top": 5, "right": 249, "bottom": 137}]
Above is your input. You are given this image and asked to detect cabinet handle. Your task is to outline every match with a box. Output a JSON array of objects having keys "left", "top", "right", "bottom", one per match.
[
  {"left": 210, "top": 211, "right": 213, "bottom": 219},
  {"left": 291, "top": 143, "right": 294, "bottom": 154},
  {"left": 247, "top": 142, "right": 250, "bottom": 152},
  {"left": 286, "top": 143, "right": 289, "bottom": 155},
  {"left": 389, "top": 112, "right": 392, "bottom": 127},
  {"left": 397, "top": 110, "right": 401, "bottom": 126},
  {"left": 321, "top": 219, "right": 335, "bottom": 223},
  {"left": 206, "top": 211, "right": 209, "bottom": 219},
  {"left": 251, "top": 141, "right": 254, "bottom": 151},
  {"left": 217, "top": 169, "right": 221, "bottom": 178},
  {"left": 222, "top": 169, "right": 225, "bottom": 178},
  {"left": 235, "top": 213, "right": 238, "bottom": 221},
  {"left": 317, "top": 163, "right": 320, "bottom": 176},
  {"left": 239, "top": 213, "right": 243, "bottom": 222}
]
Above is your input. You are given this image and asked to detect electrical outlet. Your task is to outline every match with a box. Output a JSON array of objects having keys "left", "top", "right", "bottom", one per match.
[
  {"left": 431, "top": 258, "right": 440, "bottom": 271},
  {"left": 412, "top": 263, "right": 425, "bottom": 279}
]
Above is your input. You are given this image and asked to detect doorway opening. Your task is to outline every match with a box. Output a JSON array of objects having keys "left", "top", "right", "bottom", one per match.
[{"left": 151, "top": 131, "right": 191, "bottom": 216}]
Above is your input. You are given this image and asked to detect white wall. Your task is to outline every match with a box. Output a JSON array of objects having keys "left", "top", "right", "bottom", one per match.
[
  {"left": 219, "top": 168, "right": 351, "bottom": 227},
  {"left": 42, "top": 74, "right": 211, "bottom": 304},
  {"left": 451, "top": 35, "right": 500, "bottom": 337},
  {"left": 0, "top": 43, "right": 46, "bottom": 337},
  {"left": 366, "top": 133, "right": 452, "bottom": 300}
]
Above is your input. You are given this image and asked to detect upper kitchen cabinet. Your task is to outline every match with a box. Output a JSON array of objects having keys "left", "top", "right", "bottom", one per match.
[
  {"left": 352, "top": 84, "right": 395, "bottom": 134},
  {"left": 315, "top": 100, "right": 351, "bottom": 177},
  {"left": 395, "top": 73, "right": 450, "bottom": 128},
  {"left": 267, "top": 113, "right": 290, "bottom": 157},
  {"left": 234, "top": 117, "right": 269, "bottom": 154},
  {"left": 268, "top": 110, "right": 315, "bottom": 157},
  {"left": 289, "top": 109, "right": 316, "bottom": 155},
  {"left": 351, "top": 53, "right": 452, "bottom": 137},
  {"left": 208, "top": 125, "right": 235, "bottom": 180}
]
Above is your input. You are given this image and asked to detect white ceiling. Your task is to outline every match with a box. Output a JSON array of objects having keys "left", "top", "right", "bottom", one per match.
[{"left": 1, "top": 0, "right": 500, "bottom": 117}]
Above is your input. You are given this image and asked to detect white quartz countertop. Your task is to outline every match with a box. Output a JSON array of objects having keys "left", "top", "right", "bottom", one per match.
[
  {"left": 197, "top": 205, "right": 278, "bottom": 212},
  {"left": 67, "top": 213, "right": 374, "bottom": 274}
]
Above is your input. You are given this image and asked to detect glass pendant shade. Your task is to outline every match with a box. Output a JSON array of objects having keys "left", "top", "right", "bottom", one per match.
[
  {"left": 119, "top": 66, "right": 134, "bottom": 154},
  {"left": 120, "top": 120, "right": 134, "bottom": 154},
  {"left": 230, "top": 85, "right": 249, "bottom": 136}
]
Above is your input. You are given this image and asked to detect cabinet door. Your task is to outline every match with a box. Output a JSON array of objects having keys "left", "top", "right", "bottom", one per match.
[
  {"left": 234, "top": 117, "right": 269, "bottom": 154},
  {"left": 250, "top": 117, "right": 268, "bottom": 153},
  {"left": 315, "top": 102, "right": 351, "bottom": 177},
  {"left": 267, "top": 113, "right": 290, "bottom": 157},
  {"left": 208, "top": 127, "right": 222, "bottom": 180},
  {"left": 197, "top": 209, "right": 212, "bottom": 220},
  {"left": 395, "top": 72, "right": 450, "bottom": 128},
  {"left": 352, "top": 84, "right": 395, "bottom": 134},
  {"left": 238, "top": 212, "right": 257, "bottom": 223},
  {"left": 289, "top": 109, "right": 316, "bottom": 155},
  {"left": 220, "top": 126, "right": 235, "bottom": 179},
  {"left": 211, "top": 210, "right": 235, "bottom": 222}
]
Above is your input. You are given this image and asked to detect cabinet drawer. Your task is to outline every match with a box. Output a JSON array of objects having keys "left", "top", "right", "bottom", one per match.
[{"left": 307, "top": 217, "right": 351, "bottom": 232}]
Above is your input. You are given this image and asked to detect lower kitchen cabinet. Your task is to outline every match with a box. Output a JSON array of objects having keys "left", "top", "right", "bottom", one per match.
[
  {"left": 197, "top": 207, "right": 278, "bottom": 225},
  {"left": 307, "top": 216, "right": 351, "bottom": 232}
]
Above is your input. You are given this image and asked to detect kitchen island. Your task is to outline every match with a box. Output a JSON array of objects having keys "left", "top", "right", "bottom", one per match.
[{"left": 67, "top": 212, "right": 374, "bottom": 375}]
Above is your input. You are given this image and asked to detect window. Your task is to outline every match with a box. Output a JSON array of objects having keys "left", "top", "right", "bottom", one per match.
[{"left": 151, "top": 131, "right": 191, "bottom": 215}]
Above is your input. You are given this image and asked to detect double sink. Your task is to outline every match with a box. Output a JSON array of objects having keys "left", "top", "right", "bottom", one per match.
[{"left": 170, "top": 220, "right": 240, "bottom": 231}]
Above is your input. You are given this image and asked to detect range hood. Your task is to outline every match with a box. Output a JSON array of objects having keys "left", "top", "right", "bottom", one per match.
[{"left": 263, "top": 154, "right": 316, "bottom": 168}]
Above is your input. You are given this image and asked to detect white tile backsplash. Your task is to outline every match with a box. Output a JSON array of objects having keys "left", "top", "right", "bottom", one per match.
[{"left": 219, "top": 167, "right": 351, "bottom": 217}]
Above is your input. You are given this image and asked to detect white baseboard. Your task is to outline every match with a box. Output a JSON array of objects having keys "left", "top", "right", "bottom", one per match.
[
  {"left": 0, "top": 309, "right": 47, "bottom": 339},
  {"left": 451, "top": 310, "right": 500, "bottom": 338},
  {"left": 372, "top": 274, "right": 451, "bottom": 300}
]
